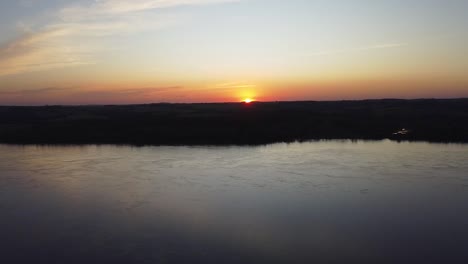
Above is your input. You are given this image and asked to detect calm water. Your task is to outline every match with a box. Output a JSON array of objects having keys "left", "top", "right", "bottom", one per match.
[{"left": 1, "top": 141, "right": 468, "bottom": 264}]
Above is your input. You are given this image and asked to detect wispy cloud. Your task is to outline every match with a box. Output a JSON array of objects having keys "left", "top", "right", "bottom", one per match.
[
  {"left": 305, "top": 43, "right": 408, "bottom": 57},
  {"left": 0, "top": 29, "right": 94, "bottom": 76},
  {"left": 0, "top": 86, "right": 185, "bottom": 105},
  {"left": 60, "top": 0, "right": 240, "bottom": 19},
  {"left": 0, "top": 0, "right": 241, "bottom": 77},
  {"left": 70, "top": 86, "right": 183, "bottom": 97},
  {"left": 0, "top": 87, "right": 65, "bottom": 96},
  {"left": 362, "top": 43, "right": 408, "bottom": 50},
  {"left": 215, "top": 82, "right": 256, "bottom": 89}
]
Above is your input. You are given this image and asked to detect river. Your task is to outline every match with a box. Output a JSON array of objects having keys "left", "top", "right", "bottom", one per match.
[{"left": 1, "top": 141, "right": 467, "bottom": 263}]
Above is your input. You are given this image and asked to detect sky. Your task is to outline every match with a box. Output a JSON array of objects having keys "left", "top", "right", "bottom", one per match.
[{"left": 0, "top": 0, "right": 467, "bottom": 105}]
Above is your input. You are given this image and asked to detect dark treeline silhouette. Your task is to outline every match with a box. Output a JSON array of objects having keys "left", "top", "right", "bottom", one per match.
[{"left": 0, "top": 99, "right": 467, "bottom": 145}]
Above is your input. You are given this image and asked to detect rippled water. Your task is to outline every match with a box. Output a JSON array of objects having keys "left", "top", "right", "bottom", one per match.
[{"left": 1, "top": 141, "right": 468, "bottom": 263}]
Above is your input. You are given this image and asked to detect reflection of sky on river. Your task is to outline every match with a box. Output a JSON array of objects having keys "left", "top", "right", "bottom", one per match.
[{"left": 1, "top": 141, "right": 468, "bottom": 263}]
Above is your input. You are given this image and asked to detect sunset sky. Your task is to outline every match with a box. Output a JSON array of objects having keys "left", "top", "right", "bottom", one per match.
[{"left": 1, "top": 0, "right": 467, "bottom": 105}]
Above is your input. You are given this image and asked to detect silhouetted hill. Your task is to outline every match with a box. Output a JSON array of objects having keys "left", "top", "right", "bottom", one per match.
[{"left": 0, "top": 99, "right": 467, "bottom": 145}]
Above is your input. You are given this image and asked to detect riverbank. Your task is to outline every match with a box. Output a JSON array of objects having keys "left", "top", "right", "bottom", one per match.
[{"left": 1, "top": 99, "right": 467, "bottom": 145}]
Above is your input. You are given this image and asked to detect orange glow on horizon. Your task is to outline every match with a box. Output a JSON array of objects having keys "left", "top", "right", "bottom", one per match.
[{"left": 243, "top": 98, "right": 254, "bottom": 103}]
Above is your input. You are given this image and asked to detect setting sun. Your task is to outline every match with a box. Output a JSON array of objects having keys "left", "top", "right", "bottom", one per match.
[{"left": 243, "top": 98, "right": 254, "bottom": 103}]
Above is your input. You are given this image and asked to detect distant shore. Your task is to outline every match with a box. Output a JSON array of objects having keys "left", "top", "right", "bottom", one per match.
[{"left": 1, "top": 99, "right": 467, "bottom": 145}]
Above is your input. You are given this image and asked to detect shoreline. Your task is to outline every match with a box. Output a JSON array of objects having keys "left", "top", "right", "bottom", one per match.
[{"left": 1, "top": 99, "right": 467, "bottom": 145}]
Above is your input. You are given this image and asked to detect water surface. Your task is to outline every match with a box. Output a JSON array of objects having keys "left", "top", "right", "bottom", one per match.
[{"left": 1, "top": 141, "right": 468, "bottom": 263}]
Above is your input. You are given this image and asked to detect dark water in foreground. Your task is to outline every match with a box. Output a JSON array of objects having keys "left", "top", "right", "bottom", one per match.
[{"left": 1, "top": 141, "right": 467, "bottom": 264}]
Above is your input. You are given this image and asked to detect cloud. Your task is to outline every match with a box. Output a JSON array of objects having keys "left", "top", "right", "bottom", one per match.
[
  {"left": 358, "top": 43, "right": 408, "bottom": 51},
  {"left": 0, "top": 87, "right": 65, "bottom": 96},
  {"left": 215, "top": 82, "right": 256, "bottom": 89},
  {"left": 0, "top": 86, "right": 182, "bottom": 96},
  {"left": 306, "top": 43, "right": 408, "bottom": 57},
  {"left": 0, "top": 29, "right": 94, "bottom": 76},
  {"left": 60, "top": 0, "right": 240, "bottom": 19},
  {"left": 0, "top": 86, "right": 185, "bottom": 105},
  {"left": 0, "top": 0, "right": 241, "bottom": 77},
  {"left": 70, "top": 86, "right": 184, "bottom": 98}
]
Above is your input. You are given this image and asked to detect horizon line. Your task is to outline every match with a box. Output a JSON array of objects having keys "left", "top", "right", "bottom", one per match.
[{"left": 1, "top": 97, "right": 467, "bottom": 107}]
